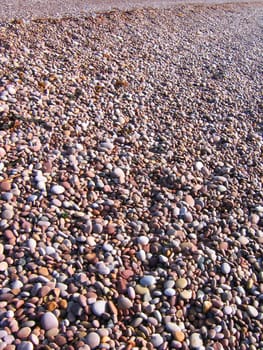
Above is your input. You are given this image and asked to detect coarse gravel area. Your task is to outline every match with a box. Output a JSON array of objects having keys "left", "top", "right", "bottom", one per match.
[{"left": 0, "top": 2, "right": 262, "bottom": 350}]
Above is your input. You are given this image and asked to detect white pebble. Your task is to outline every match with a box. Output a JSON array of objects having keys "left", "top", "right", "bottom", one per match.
[{"left": 50, "top": 185, "right": 65, "bottom": 195}]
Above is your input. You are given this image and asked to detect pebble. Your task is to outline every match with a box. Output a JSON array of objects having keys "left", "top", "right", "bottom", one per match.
[
  {"left": 190, "top": 333, "right": 203, "bottom": 348},
  {"left": 91, "top": 300, "right": 107, "bottom": 316},
  {"left": 117, "top": 295, "right": 133, "bottom": 309},
  {"left": 50, "top": 185, "right": 65, "bottom": 195},
  {"left": 175, "top": 278, "right": 188, "bottom": 289},
  {"left": 221, "top": 263, "right": 231, "bottom": 274},
  {"left": 41, "top": 312, "right": 59, "bottom": 330},
  {"left": 17, "top": 342, "right": 34, "bottom": 350},
  {"left": 151, "top": 334, "right": 164, "bottom": 347},
  {"left": 140, "top": 275, "right": 156, "bottom": 287},
  {"left": 247, "top": 305, "right": 258, "bottom": 318},
  {"left": 85, "top": 332, "right": 100, "bottom": 349}
]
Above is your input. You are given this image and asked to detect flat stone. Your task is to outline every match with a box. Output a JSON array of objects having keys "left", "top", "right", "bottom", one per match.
[
  {"left": 41, "top": 312, "right": 59, "bottom": 330},
  {"left": 85, "top": 332, "right": 100, "bottom": 349}
]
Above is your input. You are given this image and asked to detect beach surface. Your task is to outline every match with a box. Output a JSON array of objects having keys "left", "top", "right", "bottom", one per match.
[{"left": 0, "top": 1, "right": 262, "bottom": 350}]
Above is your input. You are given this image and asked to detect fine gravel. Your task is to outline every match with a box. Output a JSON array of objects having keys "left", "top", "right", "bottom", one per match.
[{"left": 0, "top": 2, "right": 262, "bottom": 350}]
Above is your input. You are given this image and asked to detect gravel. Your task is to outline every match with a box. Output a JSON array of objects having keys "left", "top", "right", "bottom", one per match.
[{"left": 0, "top": 2, "right": 262, "bottom": 350}]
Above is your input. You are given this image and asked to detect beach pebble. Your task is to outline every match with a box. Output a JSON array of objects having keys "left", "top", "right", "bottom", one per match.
[
  {"left": 50, "top": 185, "right": 65, "bottom": 195},
  {"left": 17, "top": 342, "right": 34, "bottom": 350},
  {"left": 221, "top": 262, "right": 231, "bottom": 274},
  {"left": 91, "top": 300, "right": 107, "bottom": 316},
  {"left": 41, "top": 312, "right": 59, "bottom": 330},
  {"left": 151, "top": 334, "right": 164, "bottom": 347},
  {"left": 85, "top": 332, "right": 100, "bottom": 349},
  {"left": 190, "top": 333, "right": 203, "bottom": 348},
  {"left": 140, "top": 275, "right": 156, "bottom": 287}
]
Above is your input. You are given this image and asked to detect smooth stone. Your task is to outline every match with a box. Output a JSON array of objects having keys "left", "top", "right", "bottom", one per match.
[
  {"left": 174, "top": 330, "right": 185, "bottom": 342},
  {"left": 85, "top": 332, "right": 100, "bottom": 349},
  {"left": 1, "top": 209, "right": 14, "bottom": 220},
  {"left": 50, "top": 185, "right": 65, "bottom": 195},
  {"left": 190, "top": 333, "right": 203, "bottom": 348},
  {"left": 137, "top": 236, "right": 149, "bottom": 245},
  {"left": 151, "top": 333, "right": 164, "bottom": 347},
  {"left": 247, "top": 305, "right": 258, "bottom": 318},
  {"left": 195, "top": 161, "right": 203, "bottom": 171},
  {"left": 117, "top": 295, "right": 133, "bottom": 309},
  {"left": 180, "top": 290, "right": 192, "bottom": 300},
  {"left": 164, "top": 288, "right": 176, "bottom": 297},
  {"left": 221, "top": 263, "right": 231, "bottom": 274},
  {"left": 165, "top": 322, "right": 180, "bottom": 333},
  {"left": 175, "top": 278, "right": 187, "bottom": 289},
  {"left": 91, "top": 300, "right": 107, "bottom": 316},
  {"left": 238, "top": 236, "right": 249, "bottom": 245},
  {"left": 223, "top": 306, "right": 233, "bottom": 315},
  {"left": 41, "top": 312, "right": 59, "bottom": 330},
  {"left": 17, "top": 327, "right": 31, "bottom": 339},
  {"left": 17, "top": 342, "right": 34, "bottom": 350},
  {"left": 137, "top": 249, "right": 146, "bottom": 261},
  {"left": 112, "top": 167, "right": 125, "bottom": 184},
  {"left": 140, "top": 275, "right": 156, "bottom": 287},
  {"left": 0, "top": 261, "right": 8, "bottom": 272},
  {"left": 97, "top": 263, "right": 110, "bottom": 275}
]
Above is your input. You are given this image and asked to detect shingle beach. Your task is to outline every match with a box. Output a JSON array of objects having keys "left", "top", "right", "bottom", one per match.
[{"left": 0, "top": 2, "right": 262, "bottom": 349}]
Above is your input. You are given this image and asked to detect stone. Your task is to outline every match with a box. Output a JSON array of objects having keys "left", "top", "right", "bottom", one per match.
[
  {"left": 112, "top": 167, "right": 125, "bottom": 184},
  {"left": 140, "top": 275, "right": 156, "bottom": 287},
  {"left": 0, "top": 261, "right": 8, "bottom": 272},
  {"left": 17, "top": 342, "right": 34, "bottom": 350},
  {"left": 174, "top": 331, "right": 185, "bottom": 342},
  {"left": 247, "top": 305, "right": 258, "bottom": 318},
  {"left": 41, "top": 312, "right": 59, "bottom": 330},
  {"left": 164, "top": 288, "right": 176, "bottom": 297},
  {"left": 91, "top": 300, "right": 107, "bottom": 316},
  {"left": 190, "top": 333, "right": 203, "bottom": 349},
  {"left": 1, "top": 209, "right": 14, "bottom": 220},
  {"left": 180, "top": 290, "right": 192, "bottom": 300},
  {"left": 17, "top": 327, "right": 31, "bottom": 339},
  {"left": 137, "top": 236, "right": 149, "bottom": 245},
  {"left": 175, "top": 278, "right": 187, "bottom": 289},
  {"left": 117, "top": 295, "right": 133, "bottom": 309},
  {"left": 50, "top": 185, "right": 65, "bottom": 195},
  {"left": 221, "top": 262, "right": 231, "bottom": 274},
  {"left": 151, "top": 333, "right": 164, "bottom": 347},
  {"left": 85, "top": 332, "right": 100, "bottom": 349}
]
